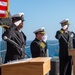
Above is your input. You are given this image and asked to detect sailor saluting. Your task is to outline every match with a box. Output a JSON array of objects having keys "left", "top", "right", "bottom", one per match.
[
  {"left": 30, "top": 27, "right": 48, "bottom": 58},
  {"left": 55, "top": 19, "right": 75, "bottom": 75},
  {"left": 2, "top": 12, "right": 27, "bottom": 63}
]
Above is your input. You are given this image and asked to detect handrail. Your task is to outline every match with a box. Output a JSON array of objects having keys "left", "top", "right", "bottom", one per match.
[
  {"left": 0, "top": 46, "right": 30, "bottom": 53},
  {"left": 48, "top": 43, "right": 59, "bottom": 46},
  {"left": 0, "top": 43, "right": 59, "bottom": 53},
  {"left": 0, "top": 50, "right": 6, "bottom": 53}
]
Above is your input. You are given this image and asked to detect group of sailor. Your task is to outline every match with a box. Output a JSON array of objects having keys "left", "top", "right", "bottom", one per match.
[{"left": 2, "top": 12, "right": 75, "bottom": 75}]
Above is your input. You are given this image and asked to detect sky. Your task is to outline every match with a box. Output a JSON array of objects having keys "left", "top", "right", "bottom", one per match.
[{"left": 0, "top": 0, "right": 75, "bottom": 41}]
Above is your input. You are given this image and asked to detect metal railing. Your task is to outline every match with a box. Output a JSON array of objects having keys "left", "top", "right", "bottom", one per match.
[{"left": 0, "top": 42, "right": 59, "bottom": 63}]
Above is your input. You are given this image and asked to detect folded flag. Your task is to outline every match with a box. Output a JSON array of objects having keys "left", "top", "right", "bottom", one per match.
[{"left": 0, "top": 0, "right": 9, "bottom": 18}]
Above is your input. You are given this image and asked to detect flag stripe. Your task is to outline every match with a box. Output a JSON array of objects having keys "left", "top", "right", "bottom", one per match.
[
  {"left": 0, "top": 14, "right": 6, "bottom": 17},
  {"left": 0, "top": 0, "right": 8, "bottom": 2},
  {"left": 0, "top": 6, "right": 7, "bottom": 10},
  {"left": 0, "top": 1, "right": 7, "bottom": 6},
  {"left": 0, "top": 10, "right": 6, "bottom": 14}
]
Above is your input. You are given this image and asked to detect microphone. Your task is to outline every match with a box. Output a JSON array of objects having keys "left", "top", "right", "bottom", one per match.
[
  {"left": 3, "top": 36, "right": 30, "bottom": 58},
  {"left": 3, "top": 36, "right": 19, "bottom": 47},
  {"left": 3, "top": 36, "right": 8, "bottom": 40}
]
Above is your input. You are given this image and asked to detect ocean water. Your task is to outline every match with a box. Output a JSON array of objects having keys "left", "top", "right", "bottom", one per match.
[
  {"left": 0, "top": 40, "right": 59, "bottom": 63},
  {"left": 25, "top": 40, "right": 59, "bottom": 57}
]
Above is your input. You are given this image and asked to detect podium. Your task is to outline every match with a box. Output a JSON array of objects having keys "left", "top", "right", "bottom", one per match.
[
  {"left": 0, "top": 57, "right": 51, "bottom": 75},
  {"left": 68, "top": 49, "right": 75, "bottom": 75}
]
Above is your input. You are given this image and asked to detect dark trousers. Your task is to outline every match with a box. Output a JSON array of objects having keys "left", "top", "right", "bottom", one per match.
[{"left": 59, "top": 56, "right": 72, "bottom": 75}]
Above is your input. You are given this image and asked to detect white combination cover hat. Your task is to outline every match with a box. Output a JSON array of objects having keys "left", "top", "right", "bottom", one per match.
[
  {"left": 12, "top": 13, "right": 24, "bottom": 18},
  {"left": 60, "top": 18, "right": 69, "bottom": 24},
  {"left": 12, "top": 12, "right": 25, "bottom": 21},
  {"left": 33, "top": 27, "right": 45, "bottom": 34}
]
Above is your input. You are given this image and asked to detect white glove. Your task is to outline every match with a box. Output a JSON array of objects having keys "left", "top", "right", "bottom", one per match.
[
  {"left": 14, "top": 20, "right": 21, "bottom": 26},
  {"left": 62, "top": 25, "right": 68, "bottom": 30},
  {"left": 42, "top": 34, "right": 48, "bottom": 42}
]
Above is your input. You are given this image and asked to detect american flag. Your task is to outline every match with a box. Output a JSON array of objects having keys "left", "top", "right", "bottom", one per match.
[{"left": 0, "top": 0, "right": 9, "bottom": 18}]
